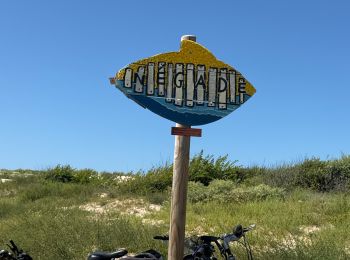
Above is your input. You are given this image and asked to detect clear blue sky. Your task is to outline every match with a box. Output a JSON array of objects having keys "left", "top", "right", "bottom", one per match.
[{"left": 1, "top": 1, "right": 349, "bottom": 172}]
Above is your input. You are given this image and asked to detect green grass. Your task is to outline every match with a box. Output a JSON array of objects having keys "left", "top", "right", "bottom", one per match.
[
  {"left": 0, "top": 177, "right": 165, "bottom": 259},
  {"left": 153, "top": 190, "right": 350, "bottom": 259},
  {"left": 1, "top": 156, "right": 350, "bottom": 259}
]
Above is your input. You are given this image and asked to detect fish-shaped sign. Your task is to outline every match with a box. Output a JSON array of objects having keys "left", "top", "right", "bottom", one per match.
[{"left": 110, "top": 40, "right": 256, "bottom": 126}]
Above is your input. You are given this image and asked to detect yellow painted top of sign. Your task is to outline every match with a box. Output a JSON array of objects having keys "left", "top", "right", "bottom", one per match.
[{"left": 117, "top": 40, "right": 256, "bottom": 96}]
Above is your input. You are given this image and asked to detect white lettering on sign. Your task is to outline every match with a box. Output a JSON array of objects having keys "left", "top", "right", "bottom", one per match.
[
  {"left": 157, "top": 62, "right": 166, "bottom": 96},
  {"left": 166, "top": 63, "right": 173, "bottom": 102},
  {"left": 208, "top": 68, "right": 217, "bottom": 107},
  {"left": 229, "top": 70, "right": 236, "bottom": 104},
  {"left": 147, "top": 63, "right": 155, "bottom": 95},
  {"left": 238, "top": 78, "right": 246, "bottom": 104},
  {"left": 195, "top": 65, "right": 205, "bottom": 105},
  {"left": 124, "top": 68, "right": 133, "bottom": 88},
  {"left": 135, "top": 66, "right": 145, "bottom": 93},
  {"left": 186, "top": 64, "right": 194, "bottom": 107},
  {"left": 124, "top": 63, "right": 246, "bottom": 108},
  {"left": 218, "top": 69, "right": 228, "bottom": 109},
  {"left": 174, "top": 64, "right": 184, "bottom": 106}
]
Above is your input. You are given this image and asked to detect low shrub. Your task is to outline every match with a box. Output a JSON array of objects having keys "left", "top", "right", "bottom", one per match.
[
  {"left": 112, "top": 165, "right": 173, "bottom": 196},
  {"left": 261, "top": 156, "right": 350, "bottom": 192},
  {"left": 44, "top": 165, "right": 100, "bottom": 184},
  {"left": 144, "top": 165, "right": 173, "bottom": 192},
  {"left": 187, "top": 180, "right": 285, "bottom": 203},
  {"left": 44, "top": 165, "right": 74, "bottom": 183},
  {"left": 297, "top": 156, "right": 350, "bottom": 192},
  {"left": 74, "top": 168, "right": 99, "bottom": 184},
  {"left": 30, "top": 153, "right": 350, "bottom": 193},
  {"left": 260, "top": 164, "right": 297, "bottom": 189},
  {"left": 189, "top": 151, "right": 245, "bottom": 185}
]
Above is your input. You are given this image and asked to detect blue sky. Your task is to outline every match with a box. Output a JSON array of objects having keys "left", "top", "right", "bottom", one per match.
[{"left": 1, "top": 1, "right": 349, "bottom": 172}]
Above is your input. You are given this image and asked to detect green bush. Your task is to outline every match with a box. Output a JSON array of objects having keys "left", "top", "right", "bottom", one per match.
[
  {"left": 189, "top": 151, "right": 242, "bottom": 185},
  {"left": 44, "top": 165, "right": 101, "bottom": 184},
  {"left": 34, "top": 154, "right": 350, "bottom": 193},
  {"left": 295, "top": 156, "right": 350, "bottom": 192},
  {"left": 261, "top": 157, "right": 350, "bottom": 192},
  {"left": 187, "top": 180, "right": 285, "bottom": 203},
  {"left": 294, "top": 158, "right": 327, "bottom": 190},
  {"left": 112, "top": 165, "right": 173, "bottom": 196},
  {"left": 187, "top": 181, "right": 207, "bottom": 203},
  {"left": 111, "top": 152, "right": 248, "bottom": 195},
  {"left": 44, "top": 165, "right": 74, "bottom": 183},
  {"left": 74, "top": 168, "right": 99, "bottom": 184},
  {"left": 260, "top": 164, "right": 297, "bottom": 189},
  {"left": 144, "top": 165, "right": 173, "bottom": 192}
]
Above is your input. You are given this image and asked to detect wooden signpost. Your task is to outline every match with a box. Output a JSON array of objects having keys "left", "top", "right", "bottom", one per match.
[{"left": 110, "top": 35, "right": 256, "bottom": 259}]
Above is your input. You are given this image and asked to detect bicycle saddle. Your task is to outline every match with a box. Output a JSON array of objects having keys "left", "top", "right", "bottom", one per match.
[{"left": 87, "top": 249, "right": 128, "bottom": 260}]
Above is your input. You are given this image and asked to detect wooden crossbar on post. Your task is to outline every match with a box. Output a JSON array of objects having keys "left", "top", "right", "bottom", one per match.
[{"left": 171, "top": 127, "right": 202, "bottom": 137}]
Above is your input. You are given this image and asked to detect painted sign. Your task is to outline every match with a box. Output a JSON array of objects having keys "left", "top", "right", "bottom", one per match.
[{"left": 110, "top": 40, "right": 256, "bottom": 126}]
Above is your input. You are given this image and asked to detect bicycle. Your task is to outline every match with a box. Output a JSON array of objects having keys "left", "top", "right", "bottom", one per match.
[
  {"left": 184, "top": 224, "right": 255, "bottom": 260},
  {"left": 0, "top": 240, "right": 32, "bottom": 260},
  {"left": 154, "top": 224, "right": 255, "bottom": 260},
  {"left": 87, "top": 224, "right": 255, "bottom": 260}
]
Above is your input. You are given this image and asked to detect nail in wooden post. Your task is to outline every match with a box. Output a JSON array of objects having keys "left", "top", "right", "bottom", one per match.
[{"left": 168, "top": 35, "right": 197, "bottom": 260}]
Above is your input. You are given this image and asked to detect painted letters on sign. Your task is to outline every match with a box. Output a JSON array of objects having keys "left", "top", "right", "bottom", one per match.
[{"left": 111, "top": 40, "right": 256, "bottom": 126}]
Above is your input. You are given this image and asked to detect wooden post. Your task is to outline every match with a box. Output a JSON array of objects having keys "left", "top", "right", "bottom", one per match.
[{"left": 168, "top": 35, "right": 197, "bottom": 260}]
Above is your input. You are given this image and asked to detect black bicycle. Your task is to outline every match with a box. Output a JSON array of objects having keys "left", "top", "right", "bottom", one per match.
[
  {"left": 88, "top": 224, "right": 255, "bottom": 260},
  {"left": 0, "top": 240, "right": 32, "bottom": 260},
  {"left": 154, "top": 224, "right": 255, "bottom": 260},
  {"left": 184, "top": 224, "right": 255, "bottom": 260}
]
